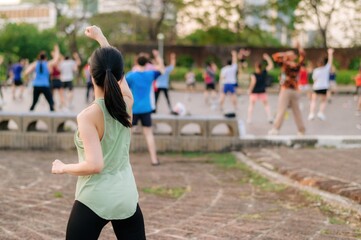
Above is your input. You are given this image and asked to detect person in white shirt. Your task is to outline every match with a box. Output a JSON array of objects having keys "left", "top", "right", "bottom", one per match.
[
  {"left": 59, "top": 53, "right": 81, "bottom": 109},
  {"left": 308, "top": 48, "right": 334, "bottom": 121},
  {"left": 219, "top": 50, "right": 238, "bottom": 113}
]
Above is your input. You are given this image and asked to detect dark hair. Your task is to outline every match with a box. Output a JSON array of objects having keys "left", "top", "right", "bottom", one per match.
[
  {"left": 38, "top": 51, "right": 47, "bottom": 73},
  {"left": 227, "top": 59, "right": 232, "bottom": 65},
  {"left": 137, "top": 56, "right": 148, "bottom": 66},
  {"left": 323, "top": 57, "right": 328, "bottom": 65},
  {"left": 90, "top": 47, "right": 131, "bottom": 128}
]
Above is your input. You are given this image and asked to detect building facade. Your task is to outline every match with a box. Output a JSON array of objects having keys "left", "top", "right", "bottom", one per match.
[{"left": 0, "top": 3, "right": 57, "bottom": 30}]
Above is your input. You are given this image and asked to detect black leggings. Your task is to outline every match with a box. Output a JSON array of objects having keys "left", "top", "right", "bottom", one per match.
[
  {"left": 30, "top": 86, "right": 54, "bottom": 111},
  {"left": 155, "top": 88, "right": 172, "bottom": 111},
  {"left": 66, "top": 201, "right": 146, "bottom": 240}
]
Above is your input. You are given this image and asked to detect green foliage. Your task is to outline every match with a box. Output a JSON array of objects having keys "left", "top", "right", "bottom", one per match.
[
  {"left": 182, "top": 26, "right": 282, "bottom": 47},
  {"left": 0, "top": 23, "right": 65, "bottom": 61},
  {"left": 336, "top": 70, "right": 359, "bottom": 85},
  {"left": 176, "top": 55, "right": 195, "bottom": 68},
  {"left": 183, "top": 27, "right": 238, "bottom": 45},
  {"left": 142, "top": 186, "right": 189, "bottom": 199},
  {"left": 349, "top": 57, "right": 361, "bottom": 70},
  {"left": 170, "top": 67, "right": 203, "bottom": 82},
  {"left": 89, "top": 11, "right": 150, "bottom": 44}
]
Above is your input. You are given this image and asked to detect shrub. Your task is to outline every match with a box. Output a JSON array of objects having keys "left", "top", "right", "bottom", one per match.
[
  {"left": 348, "top": 57, "right": 361, "bottom": 70},
  {"left": 336, "top": 70, "right": 358, "bottom": 85}
]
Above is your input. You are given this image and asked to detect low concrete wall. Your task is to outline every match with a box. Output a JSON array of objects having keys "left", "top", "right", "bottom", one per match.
[{"left": 0, "top": 112, "right": 240, "bottom": 151}]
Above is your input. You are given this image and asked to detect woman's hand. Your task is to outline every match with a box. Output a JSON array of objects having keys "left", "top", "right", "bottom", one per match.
[
  {"left": 52, "top": 159, "right": 66, "bottom": 174},
  {"left": 85, "top": 26, "right": 110, "bottom": 48},
  {"left": 85, "top": 25, "right": 103, "bottom": 40}
]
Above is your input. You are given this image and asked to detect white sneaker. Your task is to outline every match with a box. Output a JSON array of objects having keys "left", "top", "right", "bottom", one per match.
[
  {"left": 317, "top": 112, "right": 326, "bottom": 121},
  {"left": 268, "top": 128, "right": 279, "bottom": 135},
  {"left": 308, "top": 113, "right": 315, "bottom": 121}
]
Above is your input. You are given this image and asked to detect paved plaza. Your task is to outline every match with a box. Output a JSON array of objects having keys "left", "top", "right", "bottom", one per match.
[
  {"left": 1, "top": 150, "right": 361, "bottom": 240},
  {"left": 1, "top": 85, "right": 361, "bottom": 239},
  {"left": 1, "top": 85, "right": 360, "bottom": 136}
]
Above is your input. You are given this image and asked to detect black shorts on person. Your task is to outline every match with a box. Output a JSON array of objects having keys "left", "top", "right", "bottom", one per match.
[
  {"left": 314, "top": 89, "right": 327, "bottom": 95},
  {"left": 206, "top": 83, "right": 215, "bottom": 90},
  {"left": 62, "top": 81, "right": 73, "bottom": 90},
  {"left": 14, "top": 79, "right": 23, "bottom": 86},
  {"left": 132, "top": 112, "right": 152, "bottom": 127},
  {"left": 52, "top": 79, "right": 62, "bottom": 89}
]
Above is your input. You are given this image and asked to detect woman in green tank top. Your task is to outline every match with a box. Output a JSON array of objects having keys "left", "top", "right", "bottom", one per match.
[{"left": 51, "top": 26, "right": 146, "bottom": 240}]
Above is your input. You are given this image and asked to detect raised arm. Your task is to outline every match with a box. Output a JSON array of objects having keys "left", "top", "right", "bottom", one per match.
[
  {"left": 85, "top": 25, "right": 110, "bottom": 48},
  {"left": 263, "top": 53, "right": 274, "bottom": 71},
  {"left": 73, "top": 52, "right": 81, "bottom": 67},
  {"left": 297, "top": 42, "right": 306, "bottom": 65},
  {"left": 327, "top": 48, "right": 334, "bottom": 66},
  {"left": 48, "top": 44, "right": 60, "bottom": 67},
  {"left": 152, "top": 49, "right": 165, "bottom": 74},
  {"left": 169, "top": 53, "right": 176, "bottom": 66},
  {"left": 231, "top": 50, "right": 238, "bottom": 65}
]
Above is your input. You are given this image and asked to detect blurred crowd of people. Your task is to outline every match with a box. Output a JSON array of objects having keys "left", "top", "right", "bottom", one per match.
[{"left": 0, "top": 44, "right": 360, "bottom": 136}]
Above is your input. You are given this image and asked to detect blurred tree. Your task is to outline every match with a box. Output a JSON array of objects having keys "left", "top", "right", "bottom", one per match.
[
  {"left": 0, "top": 23, "right": 65, "bottom": 61},
  {"left": 296, "top": 0, "right": 361, "bottom": 48},
  {"left": 183, "top": 26, "right": 282, "bottom": 47},
  {"left": 131, "top": 0, "right": 186, "bottom": 42},
  {"left": 89, "top": 11, "right": 150, "bottom": 43}
]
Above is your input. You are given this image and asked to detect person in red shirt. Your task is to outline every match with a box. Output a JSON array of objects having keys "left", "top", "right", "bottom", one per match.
[
  {"left": 354, "top": 67, "right": 361, "bottom": 115},
  {"left": 298, "top": 63, "right": 311, "bottom": 100}
]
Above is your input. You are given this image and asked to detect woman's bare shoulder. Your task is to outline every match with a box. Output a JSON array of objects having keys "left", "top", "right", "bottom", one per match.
[{"left": 77, "top": 103, "right": 102, "bottom": 123}]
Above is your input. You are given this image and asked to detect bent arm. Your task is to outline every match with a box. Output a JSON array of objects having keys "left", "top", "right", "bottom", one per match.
[
  {"left": 119, "top": 77, "right": 133, "bottom": 117},
  {"left": 85, "top": 25, "right": 110, "bottom": 48},
  {"left": 48, "top": 45, "right": 60, "bottom": 67},
  {"left": 272, "top": 52, "right": 285, "bottom": 64},
  {"left": 52, "top": 112, "right": 104, "bottom": 176},
  {"left": 24, "top": 61, "right": 37, "bottom": 76},
  {"left": 264, "top": 53, "right": 274, "bottom": 71}
]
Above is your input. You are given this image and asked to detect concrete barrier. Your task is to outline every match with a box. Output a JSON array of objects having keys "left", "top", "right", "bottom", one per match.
[{"left": 0, "top": 112, "right": 240, "bottom": 151}]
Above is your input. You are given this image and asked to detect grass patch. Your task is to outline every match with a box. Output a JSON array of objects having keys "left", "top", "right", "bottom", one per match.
[
  {"left": 53, "top": 191, "right": 63, "bottom": 198},
  {"left": 329, "top": 216, "right": 347, "bottom": 225},
  {"left": 180, "top": 152, "right": 288, "bottom": 192},
  {"left": 320, "top": 229, "right": 332, "bottom": 235},
  {"left": 240, "top": 213, "right": 263, "bottom": 220},
  {"left": 142, "top": 186, "right": 189, "bottom": 199}
]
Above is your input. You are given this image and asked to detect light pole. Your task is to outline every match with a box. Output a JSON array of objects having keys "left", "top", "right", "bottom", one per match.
[{"left": 157, "top": 33, "right": 165, "bottom": 60}]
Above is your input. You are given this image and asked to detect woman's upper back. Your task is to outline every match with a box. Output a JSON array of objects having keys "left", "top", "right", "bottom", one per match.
[
  {"left": 74, "top": 98, "right": 137, "bottom": 219},
  {"left": 33, "top": 61, "right": 50, "bottom": 87}
]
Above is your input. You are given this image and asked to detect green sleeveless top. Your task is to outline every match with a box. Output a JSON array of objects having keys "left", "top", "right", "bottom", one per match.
[{"left": 74, "top": 98, "right": 138, "bottom": 220}]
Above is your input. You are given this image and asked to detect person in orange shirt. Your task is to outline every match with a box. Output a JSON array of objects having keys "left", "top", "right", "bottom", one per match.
[
  {"left": 268, "top": 43, "right": 306, "bottom": 135},
  {"left": 354, "top": 67, "right": 361, "bottom": 116}
]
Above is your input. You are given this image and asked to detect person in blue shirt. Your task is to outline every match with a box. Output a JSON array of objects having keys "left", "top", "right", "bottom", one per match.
[
  {"left": 10, "top": 59, "right": 26, "bottom": 101},
  {"left": 126, "top": 52, "right": 164, "bottom": 166},
  {"left": 155, "top": 53, "right": 176, "bottom": 113},
  {"left": 24, "top": 46, "right": 60, "bottom": 111}
]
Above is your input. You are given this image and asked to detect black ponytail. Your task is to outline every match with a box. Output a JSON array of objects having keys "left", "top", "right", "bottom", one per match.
[
  {"left": 90, "top": 47, "right": 131, "bottom": 128},
  {"left": 38, "top": 51, "right": 47, "bottom": 74},
  {"left": 104, "top": 69, "right": 131, "bottom": 127}
]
